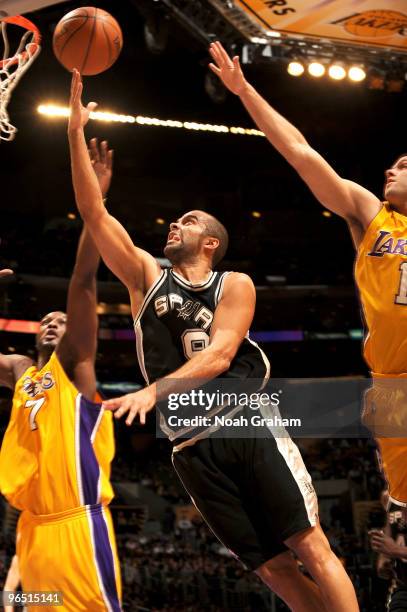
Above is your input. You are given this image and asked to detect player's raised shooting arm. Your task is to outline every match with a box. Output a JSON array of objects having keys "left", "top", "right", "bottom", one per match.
[
  {"left": 68, "top": 70, "right": 160, "bottom": 296},
  {"left": 209, "top": 42, "right": 381, "bottom": 228}
]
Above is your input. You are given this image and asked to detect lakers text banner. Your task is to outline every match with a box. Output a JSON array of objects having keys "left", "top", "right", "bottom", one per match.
[
  {"left": 155, "top": 377, "right": 407, "bottom": 439},
  {"left": 235, "top": 0, "right": 407, "bottom": 50}
]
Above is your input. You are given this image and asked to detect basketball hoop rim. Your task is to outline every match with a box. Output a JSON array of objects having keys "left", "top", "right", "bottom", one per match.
[{"left": 0, "top": 15, "right": 41, "bottom": 68}]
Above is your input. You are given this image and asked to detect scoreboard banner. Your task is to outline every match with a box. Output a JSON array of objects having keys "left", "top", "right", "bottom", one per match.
[
  {"left": 235, "top": 0, "right": 407, "bottom": 51},
  {"left": 0, "top": 1, "right": 69, "bottom": 17}
]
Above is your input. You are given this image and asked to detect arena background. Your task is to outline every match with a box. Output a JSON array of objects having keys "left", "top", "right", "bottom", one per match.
[{"left": 0, "top": 0, "right": 405, "bottom": 609}]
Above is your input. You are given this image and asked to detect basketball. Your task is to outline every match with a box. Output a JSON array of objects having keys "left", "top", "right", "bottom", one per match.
[{"left": 52, "top": 7, "right": 122, "bottom": 76}]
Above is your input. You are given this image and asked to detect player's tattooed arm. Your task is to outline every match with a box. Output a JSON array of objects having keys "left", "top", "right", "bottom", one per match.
[
  {"left": 68, "top": 69, "right": 160, "bottom": 308},
  {"left": 103, "top": 273, "right": 255, "bottom": 425},
  {"left": 209, "top": 41, "right": 381, "bottom": 233}
]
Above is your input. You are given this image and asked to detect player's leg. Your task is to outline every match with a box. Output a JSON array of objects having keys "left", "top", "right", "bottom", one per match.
[
  {"left": 17, "top": 506, "right": 122, "bottom": 612},
  {"left": 284, "top": 523, "right": 359, "bottom": 612},
  {"left": 255, "top": 550, "right": 326, "bottom": 612},
  {"left": 363, "top": 378, "right": 407, "bottom": 506},
  {"left": 244, "top": 427, "right": 358, "bottom": 611},
  {"left": 172, "top": 438, "right": 323, "bottom": 611},
  {"left": 103, "top": 506, "right": 123, "bottom": 603}
]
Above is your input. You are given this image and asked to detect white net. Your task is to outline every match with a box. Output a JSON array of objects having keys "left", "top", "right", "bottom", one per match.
[{"left": 0, "top": 17, "right": 40, "bottom": 141}]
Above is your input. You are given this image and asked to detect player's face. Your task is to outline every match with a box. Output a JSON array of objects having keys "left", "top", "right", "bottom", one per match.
[
  {"left": 164, "top": 211, "right": 209, "bottom": 263},
  {"left": 384, "top": 155, "right": 407, "bottom": 207},
  {"left": 36, "top": 312, "right": 67, "bottom": 351}
]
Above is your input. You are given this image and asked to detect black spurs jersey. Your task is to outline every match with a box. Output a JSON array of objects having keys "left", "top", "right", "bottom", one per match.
[
  {"left": 134, "top": 268, "right": 270, "bottom": 439},
  {"left": 389, "top": 503, "right": 407, "bottom": 586}
]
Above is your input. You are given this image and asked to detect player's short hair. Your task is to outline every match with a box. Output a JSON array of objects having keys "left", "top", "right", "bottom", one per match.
[
  {"left": 391, "top": 153, "right": 407, "bottom": 167},
  {"left": 203, "top": 215, "right": 229, "bottom": 267},
  {"left": 40, "top": 310, "right": 66, "bottom": 323}
]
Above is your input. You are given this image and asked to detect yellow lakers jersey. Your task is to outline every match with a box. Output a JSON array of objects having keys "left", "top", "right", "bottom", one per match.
[
  {"left": 0, "top": 351, "right": 115, "bottom": 514},
  {"left": 355, "top": 203, "right": 407, "bottom": 374}
]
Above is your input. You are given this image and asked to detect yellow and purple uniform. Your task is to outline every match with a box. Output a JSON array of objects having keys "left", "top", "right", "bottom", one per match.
[
  {"left": 356, "top": 203, "right": 407, "bottom": 505},
  {"left": 0, "top": 351, "right": 121, "bottom": 611}
]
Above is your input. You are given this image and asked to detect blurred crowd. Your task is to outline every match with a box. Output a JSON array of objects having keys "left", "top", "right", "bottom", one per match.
[{"left": 304, "top": 439, "right": 383, "bottom": 496}]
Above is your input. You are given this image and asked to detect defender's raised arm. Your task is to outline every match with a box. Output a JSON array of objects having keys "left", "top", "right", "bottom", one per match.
[{"left": 209, "top": 41, "right": 381, "bottom": 235}]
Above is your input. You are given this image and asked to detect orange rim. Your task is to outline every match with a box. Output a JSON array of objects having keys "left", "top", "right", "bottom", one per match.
[{"left": 0, "top": 15, "right": 41, "bottom": 67}]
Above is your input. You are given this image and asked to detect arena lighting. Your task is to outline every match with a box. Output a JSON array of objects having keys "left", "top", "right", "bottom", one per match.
[
  {"left": 155, "top": 217, "right": 165, "bottom": 225},
  {"left": 38, "top": 104, "right": 69, "bottom": 118},
  {"left": 386, "top": 74, "right": 405, "bottom": 94},
  {"left": 37, "top": 105, "right": 136, "bottom": 123},
  {"left": 322, "top": 210, "right": 332, "bottom": 218},
  {"left": 287, "top": 61, "right": 305, "bottom": 77},
  {"left": 251, "top": 211, "right": 261, "bottom": 218},
  {"left": 367, "top": 68, "right": 386, "bottom": 91},
  {"left": 250, "top": 36, "right": 268, "bottom": 44},
  {"left": 37, "top": 104, "right": 266, "bottom": 137},
  {"left": 0, "top": 316, "right": 364, "bottom": 342},
  {"left": 308, "top": 62, "right": 325, "bottom": 78},
  {"left": 328, "top": 64, "right": 346, "bottom": 81},
  {"left": 348, "top": 66, "right": 366, "bottom": 82}
]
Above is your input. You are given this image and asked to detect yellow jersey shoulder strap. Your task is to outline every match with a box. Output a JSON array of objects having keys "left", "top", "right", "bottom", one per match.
[{"left": 358, "top": 203, "right": 392, "bottom": 254}]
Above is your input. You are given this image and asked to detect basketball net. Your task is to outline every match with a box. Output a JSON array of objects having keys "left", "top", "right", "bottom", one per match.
[{"left": 0, "top": 16, "right": 41, "bottom": 141}]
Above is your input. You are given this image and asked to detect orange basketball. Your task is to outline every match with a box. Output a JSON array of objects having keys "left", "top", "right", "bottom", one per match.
[{"left": 52, "top": 7, "right": 122, "bottom": 76}]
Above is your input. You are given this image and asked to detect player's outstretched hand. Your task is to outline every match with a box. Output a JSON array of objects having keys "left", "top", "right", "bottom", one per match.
[
  {"left": 0, "top": 269, "right": 13, "bottom": 278},
  {"left": 103, "top": 385, "right": 156, "bottom": 426},
  {"left": 209, "top": 41, "right": 247, "bottom": 96},
  {"left": 89, "top": 138, "right": 114, "bottom": 197},
  {"left": 68, "top": 68, "right": 98, "bottom": 132}
]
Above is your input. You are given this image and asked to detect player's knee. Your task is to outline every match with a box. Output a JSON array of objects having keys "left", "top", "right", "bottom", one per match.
[
  {"left": 285, "top": 527, "right": 332, "bottom": 569},
  {"left": 256, "top": 551, "right": 300, "bottom": 584}
]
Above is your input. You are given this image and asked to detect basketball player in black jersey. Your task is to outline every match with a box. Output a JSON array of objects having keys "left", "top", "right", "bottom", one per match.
[
  {"left": 370, "top": 498, "right": 407, "bottom": 611},
  {"left": 68, "top": 69, "right": 358, "bottom": 611}
]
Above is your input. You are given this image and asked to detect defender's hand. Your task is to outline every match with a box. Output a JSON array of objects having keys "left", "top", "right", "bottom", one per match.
[
  {"left": 89, "top": 138, "right": 114, "bottom": 197},
  {"left": 209, "top": 41, "right": 247, "bottom": 96},
  {"left": 0, "top": 269, "right": 12, "bottom": 278},
  {"left": 68, "top": 69, "right": 98, "bottom": 132},
  {"left": 103, "top": 385, "right": 156, "bottom": 426}
]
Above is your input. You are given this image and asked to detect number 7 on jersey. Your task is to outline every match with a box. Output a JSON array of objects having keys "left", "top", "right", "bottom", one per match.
[{"left": 25, "top": 397, "right": 46, "bottom": 431}]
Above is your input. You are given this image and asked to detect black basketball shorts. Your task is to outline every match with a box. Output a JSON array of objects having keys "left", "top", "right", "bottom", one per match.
[{"left": 172, "top": 429, "right": 318, "bottom": 571}]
